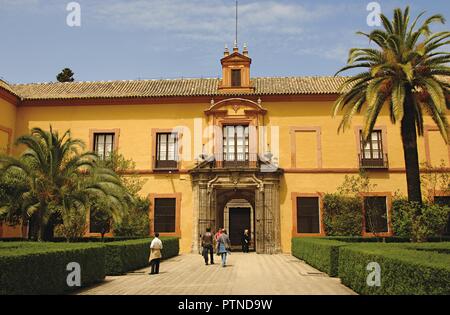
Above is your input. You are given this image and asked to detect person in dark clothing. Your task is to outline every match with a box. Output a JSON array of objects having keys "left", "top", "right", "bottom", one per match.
[
  {"left": 242, "top": 229, "right": 250, "bottom": 253},
  {"left": 201, "top": 227, "right": 214, "bottom": 265}
]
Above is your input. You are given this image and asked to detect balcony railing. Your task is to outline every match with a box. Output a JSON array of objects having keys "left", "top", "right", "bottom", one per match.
[
  {"left": 217, "top": 153, "right": 258, "bottom": 168},
  {"left": 154, "top": 157, "right": 178, "bottom": 170},
  {"left": 359, "top": 153, "right": 389, "bottom": 169}
]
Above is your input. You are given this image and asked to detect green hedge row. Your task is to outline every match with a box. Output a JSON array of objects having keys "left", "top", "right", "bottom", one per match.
[
  {"left": 292, "top": 238, "right": 450, "bottom": 295},
  {"left": 0, "top": 242, "right": 106, "bottom": 295},
  {"left": 0, "top": 237, "right": 179, "bottom": 294},
  {"left": 104, "top": 237, "right": 180, "bottom": 275},
  {"left": 104, "top": 239, "right": 151, "bottom": 275},
  {"left": 338, "top": 244, "right": 450, "bottom": 295},
  {"left": 291, "top": 238, "right": 347, "bottom": 276}
]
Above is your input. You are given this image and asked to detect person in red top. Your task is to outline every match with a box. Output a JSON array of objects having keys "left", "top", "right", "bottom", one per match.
[{"left": 214, "top": 228, "right": 223, "bottom": 242}]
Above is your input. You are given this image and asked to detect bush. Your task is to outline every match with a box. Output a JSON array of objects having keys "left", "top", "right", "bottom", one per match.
[
  {"left": 392, "top": 199, "right": 449, "bottom": 241},
  {"left": 291, "top": 238, "right": 347, "bottom": 276},
  {"left": 104, "top": 237, "right": 179, "bottom": 275},
  {"left": 338, "top": 243, "right": 450, "bottom": 295},
  {"left": 113, "top": 198, "right": 150, "bottom": 238},
  {"left": 0, "top": 242, "right": 106, "bottom": 295},
  {"left": 391, "top": 198, "right": 415, "bottom": 238},
  {"left": 161, "top": 237, "right": 180, "bottom": 260},
  {"left": 323, "top": 194, "right": 363, "bottom": 236}
]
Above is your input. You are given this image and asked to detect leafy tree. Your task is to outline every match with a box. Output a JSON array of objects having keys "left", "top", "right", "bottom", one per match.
[
  {"left": 56, "top": 68, "right": 75, "bottom": 82},
  {"left": 333, "top": 7, "right": 450, "bottom": 205},
  {"left": 0, "top": 126, "right": 132, "bottom": 241},
  {"left": 97, "top": 151, "right": 150, "bottom": 238}
]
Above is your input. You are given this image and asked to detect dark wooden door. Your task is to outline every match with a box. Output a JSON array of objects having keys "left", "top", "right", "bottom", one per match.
[{"left": 229, "top": 208, "right": 251, "bottom": 247}]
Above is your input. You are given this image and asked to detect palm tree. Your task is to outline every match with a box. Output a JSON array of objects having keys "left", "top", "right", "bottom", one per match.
[
  {"left": 333, "top": 7, "right": 450, "bottom": 204},
  {"left": 0, "top": 126, "right": 132, "bottom": 240}
]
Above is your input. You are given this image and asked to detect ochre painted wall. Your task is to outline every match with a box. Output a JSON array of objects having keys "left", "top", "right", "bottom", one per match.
[
  {"left": 0, "top": 96, "right": 16, "bottom": 154},
  {"left": 6, "top": 99, "right": 450, "bottom": 252}
]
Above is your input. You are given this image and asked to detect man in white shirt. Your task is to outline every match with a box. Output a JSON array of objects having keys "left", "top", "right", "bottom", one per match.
[{"left": 149, "top": 232, "right": 163, "bottom": 275}]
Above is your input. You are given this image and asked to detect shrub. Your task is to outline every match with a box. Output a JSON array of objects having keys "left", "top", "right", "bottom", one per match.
[
  {"left": 291, "top": 238, "right": 347, "bottom": 276},
  {"left": 391, "top": 198, "right": 415, "bottom": 238},
  {"left": 113, "top": 198, "right": 150, "bottom": 238},
  {"left": 104, "top": 239, "right": 151, "bottom": 275},
  {"left": 0, "top": 242, "right": 105, "bottom": 295},
  {"left": 161, "top": 237, "right": 180, "bottom": 260},
  {"left": 392, "top": 199, "right": 449, "bottom": 241},
  {"left": 54, "top": 206, "right": 87, "bottom": 242},
  {"left": 323, "top": 194, "right": 363, "bottom": 236},
  {"left": 104, "top": 237, "right": 179, "bottom": 275},
  {"left": 338, "top": 243, "right": 450, "bottom": 295},
  {"left": 413, "top": 203, "right": 450, "bottom": 242}
]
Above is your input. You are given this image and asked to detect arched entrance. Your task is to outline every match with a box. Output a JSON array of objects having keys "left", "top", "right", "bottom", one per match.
[
  {"left": 223, "top": 198, "right": 255, "bottom": 251},
  {"left": 190, "top": 167, "right": 283, "bottom": 254}
]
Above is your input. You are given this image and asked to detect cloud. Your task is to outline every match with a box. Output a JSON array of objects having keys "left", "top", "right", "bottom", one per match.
[{"left": 89, "top": 0, "right": 337, "bottom": 41}]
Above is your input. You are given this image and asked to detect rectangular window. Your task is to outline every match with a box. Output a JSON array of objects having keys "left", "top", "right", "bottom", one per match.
[
  {"left": 296, "top": 197, "right": 320, "bottom": 233},
  {"left": 154, "top": 198, "right": 176, "bottom": 233},
  {"left": 360, "top": 130, "right": 386, "bottom": 168},
  {"left": 156, "top": 133, "right": 178, "bottom": 169},
  {"left": 435, "top": 196, "right": 450, "bottom": 235},
  {"left": 231, "top": 69, "right": 241, "bottom": 87},
  {"left": 364, "top": 196, "right": 388, "bottom": 233},
  {"left": 94, "top": 133, "right": 115, "bottom": 160},
  {"left": 223, "top": 125, "right": 249, "bottom": 166},
  {"left": 89, "top": 208, "right": 110, "bottom": 234}
]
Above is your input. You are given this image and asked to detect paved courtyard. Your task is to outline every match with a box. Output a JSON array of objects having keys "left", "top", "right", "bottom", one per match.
[{"left": 78, "top": 253, "right": 355, "bottom": 295}]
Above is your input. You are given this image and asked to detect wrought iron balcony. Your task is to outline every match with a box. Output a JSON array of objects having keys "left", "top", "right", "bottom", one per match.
[
  {"left": 217, "top": 153, "right": 258, "bottom": 168},
  {"left": 359, "top": 153, "right": 389, "bottom": 169}
]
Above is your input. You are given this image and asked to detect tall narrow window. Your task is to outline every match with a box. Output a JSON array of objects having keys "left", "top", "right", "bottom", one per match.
[
  {"left": 231, "top": 69, "right": 241, "bottom": 87},
  {"left": 156, "top": 133, "right": 178, "bottom": 169},
  {"left": 223, "top": 125, "right": 249, "bottom": 166},
  {"left": 94, "top": 133, "right": 115, "bottom": 160},
  {"left": 360, "top": 130, "right": 386, "bottom": 168},
  {"left": 296, "top": 197, "right": 320, "bottom": 233},
  {"left": 154, "top": 198, "right": 176, "bottom": 233},
  {"left": 364, "top": 196, "right": 388, "bottom": 233}
]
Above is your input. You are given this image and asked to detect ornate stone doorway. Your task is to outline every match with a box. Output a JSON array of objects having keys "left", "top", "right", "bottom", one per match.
[{"left": 190, "top": 167, "right": 283, "bottom": 254}]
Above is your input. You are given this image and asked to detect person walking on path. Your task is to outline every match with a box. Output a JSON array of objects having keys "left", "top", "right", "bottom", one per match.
[
  {"left": 149, "top": 232, "right": 163, "bottom": 275},
  {"left": 214, "top": 228, "right": 223, "bottom": 242},
  {"left": 242, "top": 229, "right": 250, "bottom": 253},
  {"left": 201, "top": 227, "right": 215, "bottom": 265},
  {"left": 217, "top": 229, "right": 231, "bottom": 267}
]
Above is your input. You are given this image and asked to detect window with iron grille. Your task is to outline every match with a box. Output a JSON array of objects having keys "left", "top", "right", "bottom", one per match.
[
  {"left": 360, "top": 130, "right": 386, "bottom": 167},
  {"left": 89, "top": 207, "right": 110, "bottom": 234},
  {"left": 296, "top": 197, "right": 320, "bottom": 233},
  {"left": 94, "top": 133, "right": 115, "bottom": 160},
  {"left": 361, "top": 130, "right": 383, "bottom": 159},
  {"left": 364, "top": 196, "right": 388, "bottom": 233},
  {"left": 154, "top": 198, "right": 176, "bottom": 233},
  {"left": 231, "top": 69, "right": 241, "bottom": 87},
  {"left": 156, "top": 133, "right": 178, "bottom": 169},
  {"left": 223, "top": 125, "right": 249, "bottom": 165},
  {"left": 435, "top": 196, "right": 450, "bottom": 235}
]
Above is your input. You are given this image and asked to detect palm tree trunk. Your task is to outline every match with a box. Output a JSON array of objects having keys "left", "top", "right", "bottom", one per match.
[{"left": 401, "top": 93, "right": 423, "bottom": 205}]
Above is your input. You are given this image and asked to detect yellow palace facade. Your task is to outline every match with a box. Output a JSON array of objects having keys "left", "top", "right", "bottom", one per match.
[{"left": 1, "top": 46, "right": 449, "bottom": 254}]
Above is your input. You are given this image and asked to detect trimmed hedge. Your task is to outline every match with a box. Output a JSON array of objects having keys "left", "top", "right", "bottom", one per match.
[
  {"left": 0, "top": 237, "right": 179, "bottom": 294},
  {"left": 104, "top": 237, "right": 179, "bottom": 275},
  {"left": 338, "top": 243, "right": 450, "bottom": 295},
  {"left": 0, "top": 242, "right": 106, "bottom": 295},
  {"left": 161, "top": 237, "right": 180, "bottom": 260},
  {"left": 292, "top": 238, "right": 450, "bottom": 295},
  {"left": 291, "top": 238, "right": 347, "bottom": 276}
]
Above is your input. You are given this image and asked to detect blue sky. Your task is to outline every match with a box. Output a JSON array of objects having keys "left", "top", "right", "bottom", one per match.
[{"left": 0, "top": 0, "right": 449, "bottom": 83}]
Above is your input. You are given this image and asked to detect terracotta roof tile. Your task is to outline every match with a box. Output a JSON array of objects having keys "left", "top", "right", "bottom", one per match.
[
  {"left": 10, "top": 77, "right": 348, "bottom": 100},
  {"left": 6, "top": 75, "right": 449, "bottom": 101},
  {"left": 0, "top": 79, "right": 19, "bottom": 98}
]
